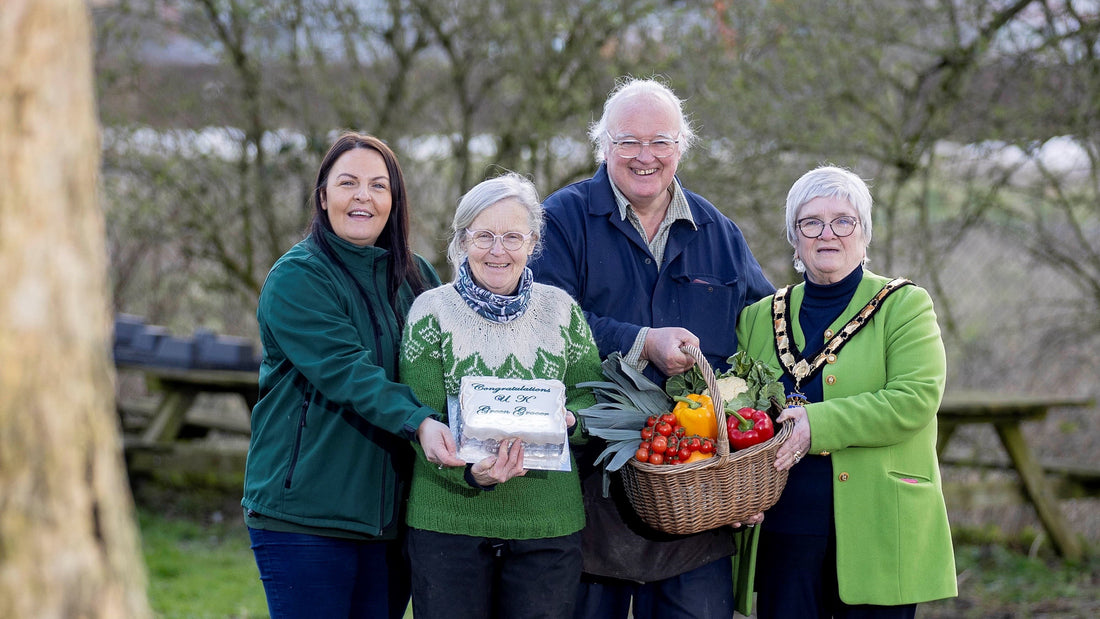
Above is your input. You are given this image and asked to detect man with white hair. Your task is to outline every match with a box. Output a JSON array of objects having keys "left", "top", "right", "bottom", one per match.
[{"left": 530, "top": 78, "right": 774, "bottom": 619}]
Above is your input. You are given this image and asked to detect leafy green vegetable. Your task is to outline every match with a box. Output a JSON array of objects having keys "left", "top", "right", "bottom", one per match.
[
  {"left": 578, "top": 353, "right": 673, "bottom": 496},
  {"left": 723, "top": 351, "right": 786, "bottom": 411},
  {"left": 664, "top": 351, "right": 785, "bottom": 412},
  {"left": 663, "top": 366, "right": 708, "bottom": 400}
]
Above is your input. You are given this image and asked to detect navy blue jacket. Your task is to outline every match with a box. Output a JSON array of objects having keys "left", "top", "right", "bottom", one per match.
[
  {"left": 529, "top": 165, "right": 775, "bottom": 582},
  {"left": 530, "top": 164, "right": 774, "bottom": 385}
]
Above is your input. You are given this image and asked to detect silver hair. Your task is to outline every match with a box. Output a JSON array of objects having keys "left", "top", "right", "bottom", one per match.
[
  {"left": 587, "top": 77, "right": 696, "bottom": 164},
  {"left": 446, "top": 172, "right": 545, "bottom": 277},
  {"left": 784, "top": 165, "right": 873, "bottom": 273}
]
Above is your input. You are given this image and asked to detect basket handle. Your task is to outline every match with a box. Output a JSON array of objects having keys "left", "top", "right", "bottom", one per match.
[{"left": 679, "top": 344, "right": 730, "bottom": 458}]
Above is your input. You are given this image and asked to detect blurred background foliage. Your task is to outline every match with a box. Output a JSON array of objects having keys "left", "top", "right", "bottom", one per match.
[{"left": 92, "top": 0, "right": 1099, "bottom": 392}]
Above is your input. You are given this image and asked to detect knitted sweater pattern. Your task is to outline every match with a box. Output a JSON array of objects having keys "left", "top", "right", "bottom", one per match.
[{"left": 399, "top": 282, "right": 603, "bottom": 539}]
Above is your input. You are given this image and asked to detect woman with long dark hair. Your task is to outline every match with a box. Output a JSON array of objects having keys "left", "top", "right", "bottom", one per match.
[{"left": 243, "top": 132, "right": 464, "bottom": 619}]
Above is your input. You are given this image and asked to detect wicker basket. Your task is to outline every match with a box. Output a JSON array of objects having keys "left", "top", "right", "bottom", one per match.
[{"left": 619, "top": 345, "right": 792, "bottom": 535}]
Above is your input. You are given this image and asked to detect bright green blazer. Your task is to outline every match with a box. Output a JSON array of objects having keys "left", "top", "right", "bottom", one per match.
[{"left": 736, "top": 270, "right": 957, "bottom": 606}]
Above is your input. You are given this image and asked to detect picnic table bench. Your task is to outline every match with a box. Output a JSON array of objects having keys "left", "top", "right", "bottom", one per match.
[
  {"left": 115, "top": 362, "right": 257, "bottom": 490},
  {"left": 936, "top": 392, "right": 1096, "bottom": 561},
  {"left": 113, "top": 363, "right": 1096, "bottom": 558},
  {"left": 116, "top": 362, "right": 258, "bottom": 445}
]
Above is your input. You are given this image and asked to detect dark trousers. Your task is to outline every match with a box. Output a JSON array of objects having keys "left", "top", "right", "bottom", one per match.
[
  {"left": 406, "top": 527, "right": 583, "bottom": 619},
  {"left": 248, "top": 527, "right": 410, "bottom": 619},
  {"left": 572, "top": 556, "right": 734, "bottom": 619},
  {"left": 755, "top": 530, "right": 917, "bottom": 619}
]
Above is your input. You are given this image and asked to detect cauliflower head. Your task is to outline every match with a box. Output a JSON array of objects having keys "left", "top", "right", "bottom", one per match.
[{"left": 709, "top": 375, "right": 748, "bottom": 406}]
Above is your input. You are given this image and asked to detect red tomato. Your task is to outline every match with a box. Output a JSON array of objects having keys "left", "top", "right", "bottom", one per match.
[
  {"left": 700, "top": 439, "right": 715, "bottom": 454},
  {"left": 654, "top": 421, "right": 674, "bottom": 436},
  {"left": 678, "top": 447, "right": 691, "bottom": 461},
  {"left": 688, "top": 437, "right": 702, "bottom": 451},
  {"left": 648, "top": 452, "right": 665, "bottom": 465},
  {"left": 640, "top": 427, "right": 654, "bottom": 440},
  {"left": 650, "top": 436, "right": 668, "bottom": 454},
  {"left": 635, "top": 448, "right": 650, "bottom": 462},
  {"left": 659, "top": 412, "right": 677, "bottom": 426},
  {"left": 646, "top": 415, "right": 658, "bottom": 427}
]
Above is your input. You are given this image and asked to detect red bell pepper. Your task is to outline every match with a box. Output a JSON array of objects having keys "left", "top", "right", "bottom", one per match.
[{"left": 725, "top": 406, "right": 775, "bottom": 451}]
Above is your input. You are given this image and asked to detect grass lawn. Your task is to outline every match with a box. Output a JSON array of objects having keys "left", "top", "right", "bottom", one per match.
[
  {"left": 136, "top": 493, "right": 1097, "bottom": 618},
  {"left": 139, "top": 508, "right": 269, "bottom": 618},
  {"left": 137, "top": 498, "right": 415, "bottom": 619}
]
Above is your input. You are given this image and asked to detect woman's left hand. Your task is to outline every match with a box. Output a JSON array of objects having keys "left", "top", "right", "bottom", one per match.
[
  {"left": 470, "top": 438, "right": 527, "bottom": 486},
  {"left": 774, "top": 406, "right": 811, "bottom": 471}
]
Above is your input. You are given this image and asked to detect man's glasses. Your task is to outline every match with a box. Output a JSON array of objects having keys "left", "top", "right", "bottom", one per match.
[
  {"left": 796, "top": 216, "right": 860, "bottom": 238},
  {"left": 607, "top": 132, "right": 680, "bottom": 159},
  {"left": 466, "top": 229, "right": 533, "bottom": 251}
]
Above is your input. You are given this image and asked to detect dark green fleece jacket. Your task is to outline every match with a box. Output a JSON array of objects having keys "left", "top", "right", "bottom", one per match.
[{"left": 243, "top": 230, "right": 441, "bottom": 539}]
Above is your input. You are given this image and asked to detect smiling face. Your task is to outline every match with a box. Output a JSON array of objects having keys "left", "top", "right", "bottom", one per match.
[
  {"left": 320, "top": 148, "right": 392, "bottom": 247},
  {"left": 605, "top": 95, "right": 681, "bottom": 215},
  {"left": 795, "top": 196, "right": 867, "bottom": 285},
  {"left": 465, "top": 198, "right": 535, "bottom": 295}
]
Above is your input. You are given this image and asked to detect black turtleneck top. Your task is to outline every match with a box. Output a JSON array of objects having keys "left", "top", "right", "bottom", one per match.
[{"left": 764, "top": 266, "right": 863, "bottom": 535}]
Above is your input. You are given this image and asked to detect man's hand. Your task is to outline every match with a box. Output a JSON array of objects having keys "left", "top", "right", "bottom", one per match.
[
  {"left": 732, "top": 512, "right": 765, "bottom": 528},
  {"left": 642, "top": 327, "right": 700, "bottom": 376}
]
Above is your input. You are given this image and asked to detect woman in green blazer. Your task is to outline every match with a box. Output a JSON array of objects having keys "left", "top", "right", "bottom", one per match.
[{"left": 736, "top": 166, "right": 957, "bottom": 618}]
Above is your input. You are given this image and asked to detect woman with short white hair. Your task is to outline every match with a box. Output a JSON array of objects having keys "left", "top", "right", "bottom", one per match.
[
  {"left": 737, "top": 165, "right": 957, "bottom": 618},
  {"left": 399, "top": 172, "right": 604, "bottom": 619}
]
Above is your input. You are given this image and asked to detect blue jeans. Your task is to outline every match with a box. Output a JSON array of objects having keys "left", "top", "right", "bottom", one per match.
[
  {"left": 573, "top": 556, "right": 734, "bottom": 619},
  {"left": 248, "top": 527, "right": 410, "bottom": 619}
]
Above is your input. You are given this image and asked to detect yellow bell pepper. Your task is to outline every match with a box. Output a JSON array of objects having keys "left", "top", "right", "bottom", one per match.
[{"left": 672, "top": 393, "right": 717, "bottom": 440}]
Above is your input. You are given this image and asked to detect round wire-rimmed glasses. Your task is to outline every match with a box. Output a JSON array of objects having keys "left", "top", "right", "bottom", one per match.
[{"left": 465, "top": 229, "right": 533, "bottom": 250}]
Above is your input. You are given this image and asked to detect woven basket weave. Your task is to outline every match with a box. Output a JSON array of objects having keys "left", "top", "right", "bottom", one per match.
[{"left": 620, "top": 345, "right": 792, "bottom": 535}]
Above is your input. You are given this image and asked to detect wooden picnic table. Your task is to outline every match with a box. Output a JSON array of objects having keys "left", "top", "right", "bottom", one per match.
[
  {"left": 937, "top": 391, "right": 1095, "bottom": 561},
  {"left": 114, "top": 365, "right": 1095, "bottom": 558},
  {"left": 116, "top": 362, "right": 258, "bottom": 445}
]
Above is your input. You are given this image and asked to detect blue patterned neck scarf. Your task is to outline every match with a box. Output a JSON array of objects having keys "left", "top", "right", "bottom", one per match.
[{"left": 454, "top": 258, "right": 533, "bottom": 323}]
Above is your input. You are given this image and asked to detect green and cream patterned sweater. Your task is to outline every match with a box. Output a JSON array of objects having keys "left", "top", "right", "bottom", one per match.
[{"left": 399, "top": 282, "right": 603, "bottom": 539}]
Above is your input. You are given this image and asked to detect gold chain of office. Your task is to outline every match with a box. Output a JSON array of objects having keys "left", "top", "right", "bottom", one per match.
[{"left": 772, "top": 277, "right": 913, "bottom": 406}]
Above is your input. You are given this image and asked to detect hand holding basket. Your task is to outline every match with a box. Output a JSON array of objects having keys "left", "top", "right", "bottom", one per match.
[{"left": 619, "top": 345, "right": 792, "bottom": 535}]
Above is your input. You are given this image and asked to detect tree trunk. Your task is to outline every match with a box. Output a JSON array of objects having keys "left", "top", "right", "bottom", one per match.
[{"left": 0, "top": 1, "right": 152, "bottom": 617}]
